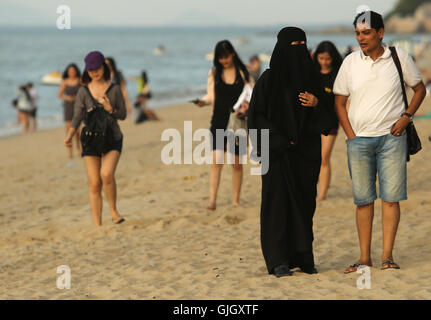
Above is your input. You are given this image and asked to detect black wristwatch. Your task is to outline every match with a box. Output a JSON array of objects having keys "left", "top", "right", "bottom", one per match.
[{"left": 402, "top": 112, "right": 413, "bottom": 118}]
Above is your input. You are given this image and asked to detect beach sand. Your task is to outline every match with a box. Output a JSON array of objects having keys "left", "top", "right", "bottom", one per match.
[{"left": 0, "top": 96, "right": 430, "bottom": 300}]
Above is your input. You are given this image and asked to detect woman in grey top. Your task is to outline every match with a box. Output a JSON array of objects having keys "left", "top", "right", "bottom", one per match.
[{"left": 64, "top": 51, "right": 127, "bottom": 227}]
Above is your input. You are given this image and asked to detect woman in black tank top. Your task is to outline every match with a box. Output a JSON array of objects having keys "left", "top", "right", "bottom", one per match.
[{"left": 195, "top": 40, "right": 252, "bottom": 211}]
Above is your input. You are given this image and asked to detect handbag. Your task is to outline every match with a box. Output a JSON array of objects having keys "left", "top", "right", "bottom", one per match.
[
  {"left": 80, "top": 85, "right": 115, "bottom": 154},
  {"left": 227, "top": 111, "right": 248, "bottom": 146},
  {"left": 389, "top": 46, "right": 422, "bottom": 161}
]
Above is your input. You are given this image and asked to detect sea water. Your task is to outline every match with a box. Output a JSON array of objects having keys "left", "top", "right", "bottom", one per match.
[{"left": 0, "top": 25, "right": 428, "bottom": 137}]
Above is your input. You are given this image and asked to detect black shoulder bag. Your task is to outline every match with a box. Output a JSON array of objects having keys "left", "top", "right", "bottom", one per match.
[
  {"left": 80, "top": 84, "right": 115, "bottom": 154},
  {"left": 389, "top": 46, "right": 422, "bottom": 161}
]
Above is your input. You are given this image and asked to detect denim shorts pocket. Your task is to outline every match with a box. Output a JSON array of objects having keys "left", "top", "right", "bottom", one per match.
[{"left": 346, "top": 136, "right": 359, "bottom": 144}]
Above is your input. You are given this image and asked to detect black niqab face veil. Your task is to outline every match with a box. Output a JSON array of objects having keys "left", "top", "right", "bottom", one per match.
[{"left": 268, "top": 27, "right": 317, "bottom": 143}]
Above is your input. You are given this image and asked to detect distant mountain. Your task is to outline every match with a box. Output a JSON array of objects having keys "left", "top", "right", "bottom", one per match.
[
  {"left": 386, "top": 0, "right": 431, "bottom": 19},
  {"left": 385, "top": 0, "right": 431, "bottom": 33}
]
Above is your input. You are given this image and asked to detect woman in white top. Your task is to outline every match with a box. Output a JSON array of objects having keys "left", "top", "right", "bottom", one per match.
[{"left": 194, "top": 40, "right": 254, "bottom": 210}]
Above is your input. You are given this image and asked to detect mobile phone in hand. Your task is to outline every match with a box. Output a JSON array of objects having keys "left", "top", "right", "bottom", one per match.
[{"left": 189, "top": 98, "right": 201, "bottom": 104}]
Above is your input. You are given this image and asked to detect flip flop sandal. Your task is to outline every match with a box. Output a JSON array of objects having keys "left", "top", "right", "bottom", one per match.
[
  {"left": 113, "top": 218, "right": 125, "bottom": 224},
  {"left": 381, "top": 260, "right": 400, "bottom": 270},
  {"left": 344, "top": 263, "right": 371, "bottom": 274}
]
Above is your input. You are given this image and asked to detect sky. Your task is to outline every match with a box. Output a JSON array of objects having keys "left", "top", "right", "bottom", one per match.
[{"left": 0, "top": 0, "right": 399, "bottom": 27}]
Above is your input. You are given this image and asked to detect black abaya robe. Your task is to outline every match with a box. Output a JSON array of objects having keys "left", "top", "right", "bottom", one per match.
[{"left": 248, "top": 69, "right": 331, "bottom": 274}]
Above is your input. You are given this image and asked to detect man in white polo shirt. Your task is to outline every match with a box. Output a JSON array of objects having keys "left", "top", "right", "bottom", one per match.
[{"left": 333, "top": 11, "right": 426, "bottom": 274}]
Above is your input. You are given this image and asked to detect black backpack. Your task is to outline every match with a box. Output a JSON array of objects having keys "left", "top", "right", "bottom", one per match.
[{"left": 80, "top": 84, "right": 115, "bottom": 154}]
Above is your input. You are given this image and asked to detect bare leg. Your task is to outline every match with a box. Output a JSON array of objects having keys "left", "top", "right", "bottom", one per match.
[
  {"left": 317, "top": 133, "right": 337, "bottom": 202},
  {"left": 101, "top": 150, "right": 123, "bottom": 222},
  {"left": 65, "top": 122, "right": 73, "bottom": 159},
  {"left": 356, "top": 202, "right": 374, "bottom": 265},
  {"left": 84, "top": 156, "right": 103, "bottom": 226},
  {"left": 232, "top": 154, "right": 243, "bottom": 206},
  {"left": 21, "top": 112, "right": 30, "bottom": 133},
  {"left": 381, "top": 200, "right": 400, "bottom": 262},
  {"left": 208, "top": 150, "right": 224, "bottom": 210},
  {"left": 31, "top": 116, "right": 37, "bottom": 131}
]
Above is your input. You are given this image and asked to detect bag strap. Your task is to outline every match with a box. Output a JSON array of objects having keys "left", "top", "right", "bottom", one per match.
[
  {"left": 84, "top": 85, "right": 102, "bottom": 108},
  {"left": 389, "top": 46, "right": 409, "bottom": 110},
  {"left": 84, "top": 83, "right": 115, "bottom": 108}
]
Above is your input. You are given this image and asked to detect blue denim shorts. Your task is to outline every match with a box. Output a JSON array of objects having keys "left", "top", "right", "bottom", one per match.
[{"left": 346, "top": 133, "right": 407, "bottom": 206}]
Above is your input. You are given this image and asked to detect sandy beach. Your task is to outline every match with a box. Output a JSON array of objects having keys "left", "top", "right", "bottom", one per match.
[{"left": 0, "top": 95, "right": 430, "bottom": 300}]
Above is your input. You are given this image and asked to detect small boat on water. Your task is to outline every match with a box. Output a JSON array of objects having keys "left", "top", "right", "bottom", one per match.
[
  {"left": 40, "top": 71, "right": 62, "bottom": 86},
  {"left": 205, "top": 52, "right": 214, "bottom": 61},
  {"left": 153, "top": 45, "right": 166, "bottom": 56}
]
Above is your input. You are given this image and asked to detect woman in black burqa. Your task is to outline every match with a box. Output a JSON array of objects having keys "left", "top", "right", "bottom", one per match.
[{"left": 248, "top": 27, "right": 332, "bottom": 277}]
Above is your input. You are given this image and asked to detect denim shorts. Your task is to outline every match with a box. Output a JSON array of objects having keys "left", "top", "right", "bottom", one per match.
[{"left": 346, "top": 133, "right": 407, "bottom": 206}]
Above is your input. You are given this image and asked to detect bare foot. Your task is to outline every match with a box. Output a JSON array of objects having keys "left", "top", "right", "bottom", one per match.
[
  {"left": 205, "top": 203, "right": 216, "bottom": 211},
  {"left": 344, "top": 259, "right": 372, "bottom": 274},
  {"left": 233, "top": 202, "right": 240, "bottom": 207},
  {"left": 316, "top": 196, "right": 326, "bottom": 203},
  {"left": 112, "top": 213, "right": 125, "bottom": 224}
]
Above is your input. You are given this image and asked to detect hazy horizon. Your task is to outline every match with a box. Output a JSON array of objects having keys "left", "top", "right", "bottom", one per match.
[{"left": 0, "top": 0, "right": 398, "bottom": 27}]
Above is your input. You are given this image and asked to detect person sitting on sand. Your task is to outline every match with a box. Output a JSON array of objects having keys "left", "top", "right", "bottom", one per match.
[
  {"left": 133, "top": 94, "right": 161, "bottom": 123},
  {"left": 64, "top": 51, "right": 127, "bottom": 227}
]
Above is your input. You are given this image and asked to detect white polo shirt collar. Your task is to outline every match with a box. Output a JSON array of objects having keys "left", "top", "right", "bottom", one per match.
[{"left": 359, "top": 43, "right": 391, "bottom": 63}]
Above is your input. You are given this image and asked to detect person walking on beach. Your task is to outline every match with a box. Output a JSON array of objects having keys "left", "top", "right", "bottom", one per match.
[
  {"left": 248, "top": 27, "right": 332, "bottom": 277},
  {"left": 313, "top": 41, "right": 343, "bottom": 202},
  {"left": 247, "top": 55, "right": 261, "bottom": 82},
  {"left": 194, "top": 40, "right": 254, "bottom": 210},
  {"left": 64, "top": 51, "right": 127, "bottom": 227},
  {"left": 27, "top": 82, "right": 39, "bottom": 131},
  {"left": 333, "top": 11, "right": 426, "bottom": 273},
  {"left": 59, "top": 63, "right": 82, "bottom": 160},
  {"left": 16, "top": 84, "right": 33, "bottom": 133},
  {"left": 105, "top": 57, "right": 132, "bottom": 114}
]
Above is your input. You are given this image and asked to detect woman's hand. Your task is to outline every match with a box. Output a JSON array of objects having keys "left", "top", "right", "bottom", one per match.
[
  {"left": 195, "top": 99, "right": 206, "bottom": 107},
  {"left": 299, "top": 91, "right": 318, "bottom": 107},
  {"left": 98, "top": 94, "right": 113, "bottom": 113},
  {"left": 236, "top": 101, "right": 249, "bottom": 115},
  {"left": 64, "top": 134, "right": 73, "bottom": 147},
  {"left": 64, "top": 127, "right": 76, "bottom": 147}
]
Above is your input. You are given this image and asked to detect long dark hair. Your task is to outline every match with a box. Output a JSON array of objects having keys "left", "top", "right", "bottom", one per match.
[
  {"left": 62, "top": 63, "right": 81, "bottom": 79},
  {"left": 81, "top": 63, "right": 111, "bottom": 85},
  {"left": 313, "top": 41, "right": 343, "bottom": 74},
  {"left": 213, "top": 40, "right": 249, "bottom": 85},
  {"left": 141, "top": 71, "right": 148, "bottom": 83},
  {"left": 106, "top": 56, "right": 124, "bottom": 85}
]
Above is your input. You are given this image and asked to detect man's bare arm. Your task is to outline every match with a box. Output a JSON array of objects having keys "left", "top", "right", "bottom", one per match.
[{"left": 335, "top": 95, "right": 356, "bottom": 140}]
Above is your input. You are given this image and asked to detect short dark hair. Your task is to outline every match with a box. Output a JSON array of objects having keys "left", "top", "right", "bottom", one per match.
[
  {"left": 81, "top": 62, "right": 111, "bottom": 85},
  {"left": 353, "top": 11, "right": 384, "bottom": 32}
]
